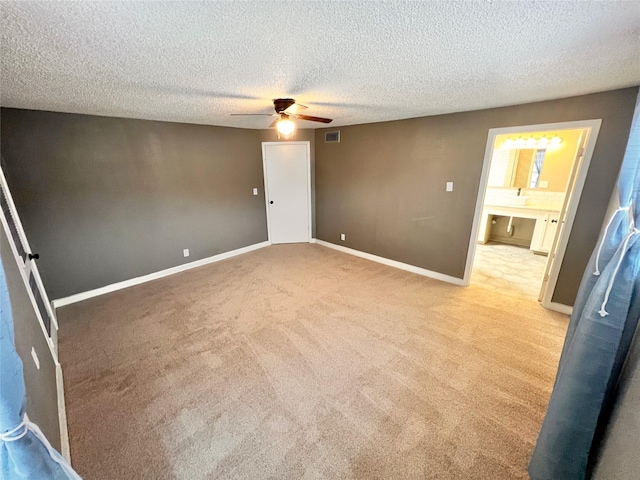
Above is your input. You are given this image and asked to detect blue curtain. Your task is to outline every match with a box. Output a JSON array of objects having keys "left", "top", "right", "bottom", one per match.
[
  {"left": 529, "top": 92, "right": 640, "bottom": 479},
  {"left": 0, "top": 260, "right": 81, "bottom": 478}
]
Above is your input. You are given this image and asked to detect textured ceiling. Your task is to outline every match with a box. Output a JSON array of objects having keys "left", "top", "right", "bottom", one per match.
[{"left": 2, "top": 1, "right": 640, "bottom": 129}]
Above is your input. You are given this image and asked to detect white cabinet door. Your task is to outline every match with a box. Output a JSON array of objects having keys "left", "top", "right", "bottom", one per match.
[
  {"left": 531, "top": 212, "right": 559, "bottom": 254},
  {"left": 531, "top": 214, "right": 548, "bottom": 253},
  {"left": 263, "top": 143, "right": 310, "bottom": 244},
  {"left": 541, "top": 214, "right": 560, "bottom": 252}
]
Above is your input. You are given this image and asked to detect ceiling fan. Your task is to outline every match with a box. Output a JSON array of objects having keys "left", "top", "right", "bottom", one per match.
[{"left": 231, "top": 98, "right": 332, "bottom": 138}]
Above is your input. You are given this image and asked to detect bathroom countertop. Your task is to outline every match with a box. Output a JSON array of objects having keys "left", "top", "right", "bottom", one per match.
[{"left": 483, "top": 203, "right": 561, "bottom": 213}]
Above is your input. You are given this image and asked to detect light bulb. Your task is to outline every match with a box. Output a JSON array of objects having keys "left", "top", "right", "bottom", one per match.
[
  {"left": 277, "top": 118, "right": 295, "bottom": 138},
  {"left": 515, "top": 138, "right": 525, "bottom": 147},
  {"left": 526, "top": 138, "right": 536, "bottom": 147},
  {"left": 550, "top": 136, "right": 562, "bottom": 145},
  {"left": 538, "top": 137, "right": 549, "bottom": 147},
  {"left": 503, "top": 139, "right": 515, "bottom": 148}
]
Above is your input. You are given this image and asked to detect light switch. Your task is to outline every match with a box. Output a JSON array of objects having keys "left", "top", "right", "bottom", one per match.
[
  {"left": 446, "top": 182, "right": 454, "bottom": 192},
  {"left": 253, "top": 188, "right": 258, "bottom": 195}
]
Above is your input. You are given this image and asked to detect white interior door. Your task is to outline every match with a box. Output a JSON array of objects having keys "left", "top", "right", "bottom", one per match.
[
  {"left": 262, "top": 142, "right": 311, "bottom": 244},
  {"left": 539, "top": 129, "right": 589, "bottom": 303}
]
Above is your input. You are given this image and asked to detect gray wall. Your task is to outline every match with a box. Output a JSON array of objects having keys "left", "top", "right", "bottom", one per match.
[
  {"left": 315, "top": 88, "right": 638, "bottom": 306},
  {"left": 3, "top": 89, "right": 637, "bottom": 305},
  {"left": 1, "top": 108, "right": 268, "bottom": 299},
  {"left": 1, "top": 228, "right": 61, "bottom": 450}
]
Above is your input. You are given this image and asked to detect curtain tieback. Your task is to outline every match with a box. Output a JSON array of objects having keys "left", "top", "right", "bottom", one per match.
[
  {"left": 0, "top": 414, "right": 82, "bottom": 479},
  {"left": 598, "top": 220, "right": 640, "bottom": 317},
  {"left": 0, "top": 416, "right": 30, "bottom": 442},
  {"left": 594, "top": 205, "right": 632, "bottom": 276}
]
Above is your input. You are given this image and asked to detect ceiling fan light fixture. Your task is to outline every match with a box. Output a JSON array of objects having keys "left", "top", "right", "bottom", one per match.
[
  {"left": 277, "top": 118, "right": 295, "bottom": 138},
  {"left": 231, "top": 98, "right": 331, "bottom": 130}
]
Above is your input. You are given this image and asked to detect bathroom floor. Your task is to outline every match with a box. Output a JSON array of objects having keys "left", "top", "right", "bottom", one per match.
[{"left": 471, "top": 241, "right": 548, "bottom": 299}]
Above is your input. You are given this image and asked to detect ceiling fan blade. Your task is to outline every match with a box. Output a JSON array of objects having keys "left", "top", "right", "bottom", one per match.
[
  {"left": 296, "top": 114, "right": 333, "bottom": 124},
  {"left": 268, "top": 119, "right": 278, "bottom": 128},
  {"left": 230, "top": 113, "right": 277, "bottom": 116},
  {"left": 284, "top": 103, "right": 308, "bottom": 114}
]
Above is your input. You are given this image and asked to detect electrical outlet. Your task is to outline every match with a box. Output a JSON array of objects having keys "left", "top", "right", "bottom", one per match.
[
  {"left": 539, "top": 180, "right": 549, "bottom": 188},
  {"left": 253, "top": 188, "right": 258, "bottom": 195},
  {"left": 446, "top": 181, "right": 454, "bottom": 192},
  {"left": 183, "top": 249, "right": 189, "bottom": 257},
  {"left": 31, "top": 347, "right": 40, "bottom": 370},
  {"left": 340, "top": 233, "right": 346, "bottom": 241}
]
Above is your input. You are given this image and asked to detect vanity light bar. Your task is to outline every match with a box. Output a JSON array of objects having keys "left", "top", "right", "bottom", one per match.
[{"left": 503, "top": 136, "right": 562, "bottom": 149}]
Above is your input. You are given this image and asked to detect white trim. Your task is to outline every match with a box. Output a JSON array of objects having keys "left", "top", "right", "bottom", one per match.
[
  {"left": 546, "top": 302, "right": 574, "bottom": 316},
  {"left": 0, "top": 165, "right": 57, "bottom": 330},
  {"left": 56, "top": 364, "right": 71, "bottom": 463},
  {"left": 464, "top": 120, "right": 602, "bottom": 310},
  {"left": 314, "top": 239, "right": 466, "bottom": 286},
  {"left": 540, "top": 121, "right": 601, "bottom": 310},
  {"left": 261, "top": 141, "right": 313, "bottom": 243},
  {"left": 52, "top": 241, "right": 271, "bottom": 308},
  {"left": 1, "top": 201, "right": 59, "bottom": 365}
]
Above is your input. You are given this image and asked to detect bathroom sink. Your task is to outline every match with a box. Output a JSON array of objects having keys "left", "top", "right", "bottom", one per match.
[{"left": 488, "top": 195, "right": 529, "bottom": 207}]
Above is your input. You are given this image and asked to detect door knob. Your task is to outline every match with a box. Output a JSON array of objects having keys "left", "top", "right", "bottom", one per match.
[
  {"left": 551, "top": 219, "right": 558, "bottom": 224},
  {"left": 28, "top": 253, "right": 39, "bottom": 260},
  {"left": 270, "top": 201, "right": 274, "bottom": 204}
]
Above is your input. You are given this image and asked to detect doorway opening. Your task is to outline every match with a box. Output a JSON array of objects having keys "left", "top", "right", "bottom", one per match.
[{"left": 464, "top": 120, "right": 601, "bottom": 314}]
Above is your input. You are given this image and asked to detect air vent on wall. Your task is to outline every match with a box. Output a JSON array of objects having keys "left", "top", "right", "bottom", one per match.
[{"left": 325, "top": 131, "right": 340, "bottom": 143}]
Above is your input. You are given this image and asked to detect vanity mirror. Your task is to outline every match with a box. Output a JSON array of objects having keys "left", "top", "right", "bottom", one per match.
[
  {"left": 487, "top": 148, "right": 548, "bottom": 189},
  {"left": 486, "top": 128, "right": 584, "bottom": 193}
]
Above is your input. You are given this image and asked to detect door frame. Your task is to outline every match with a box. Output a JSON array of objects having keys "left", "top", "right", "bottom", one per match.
[
  {"left": 1, "top": 164, "right": 59, "bottom": 362},
  {"left": 462, "top": 119, "right": 602, "bottom": 314},
  {"left": 261, "top": 141, "right": 312, "bottom": 243},
  {"left": 537, "top": 128, "right": 590, "bottom": 307}
]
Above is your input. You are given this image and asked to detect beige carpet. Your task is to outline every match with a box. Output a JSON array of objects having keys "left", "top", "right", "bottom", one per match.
[{"left": 58, "top": 244, "right": 568, "bottom": 479}]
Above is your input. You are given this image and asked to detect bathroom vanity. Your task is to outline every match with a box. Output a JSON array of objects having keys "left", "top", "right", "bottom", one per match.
[
  {"left": 477, "top": 203, "right": 560, "bottom": 255},
  {"left": 479, "top": 136, "right": 578, "bottom": 256}
]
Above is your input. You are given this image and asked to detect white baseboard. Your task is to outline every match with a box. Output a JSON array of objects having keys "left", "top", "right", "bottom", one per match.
[
  {"left": 51, "top": 241, "right": 271, "bottom": 309},
  {"left": 313, "top": 239, "right": 466, "bottom": 286},
  {"left": 544, "top": 301, "right": 573, "bottom": 316},
  {"left": 56, "top": 363, "right": 71, "bottom": 463}
]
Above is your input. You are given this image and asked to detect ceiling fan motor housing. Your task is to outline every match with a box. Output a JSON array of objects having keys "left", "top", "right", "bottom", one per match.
[{"left": 273, "top": 98, "right": 296, "bottom": 113}]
